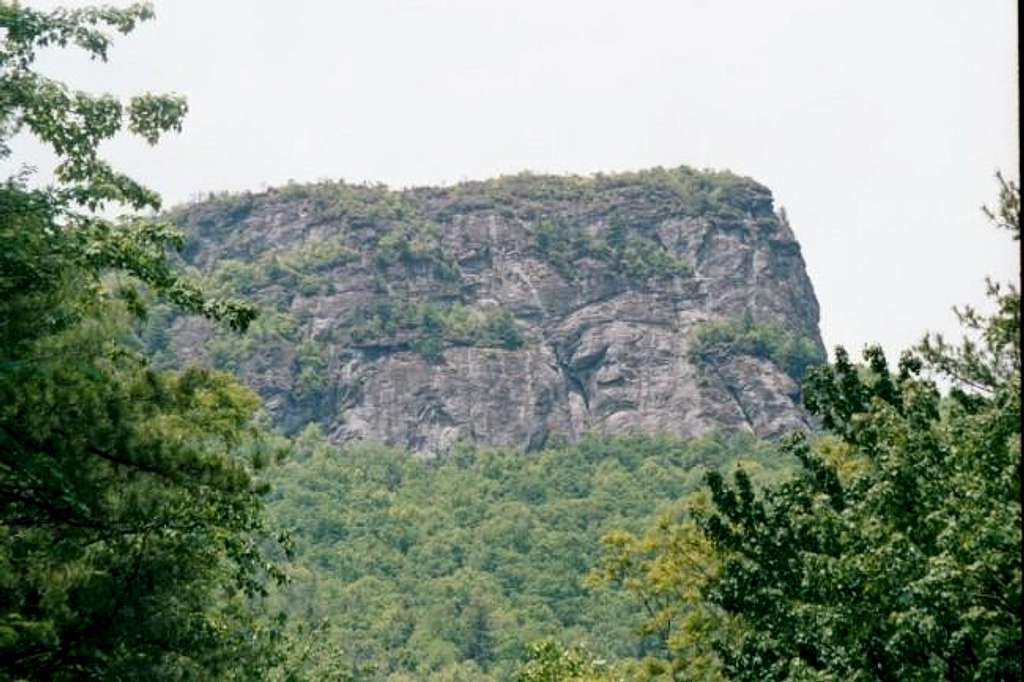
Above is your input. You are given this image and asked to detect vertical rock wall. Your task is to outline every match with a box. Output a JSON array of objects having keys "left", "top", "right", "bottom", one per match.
[{"left": 165, "top": 167, "right": 824, "bottom": 453}]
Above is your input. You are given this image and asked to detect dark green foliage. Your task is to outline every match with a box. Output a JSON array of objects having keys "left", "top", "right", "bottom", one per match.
[
  {"left": 373, "top": 220, "right": 462, "bottom": 282},
  {"left": 210, "top": 234, "right": 359, "bottom": 302},
  {"left": 612, "top": 180, "right": 1022, "bottom": 681},
  {"left": 533, "top": 218, "right": 690, "bottom": 281},
  {"left": 265, "top": 429, "right": 794, "bottom": 681},
  {"left": 349, "top": 300, "right": 524, "bottom": 358},
  {"left": 294, "top": 339, "right": 328, "bottom": 396},
  {"left": 582, "top": 180, "right": 1021, "bottom": 681},
  {"left": 0, "top": 5, "right": 302, "bottom": 679},
  {"left": 0, "top": 326, "right": 288, "bottom": 679},
  {"left": 17, "top": 6, "right": 1012, "bottom": 681},
  {"left": 696, "top": 341, "right": 1020, "bottom": 679},
  {"left": 688, "top": 310, "right": 824, "bottom": 381}
]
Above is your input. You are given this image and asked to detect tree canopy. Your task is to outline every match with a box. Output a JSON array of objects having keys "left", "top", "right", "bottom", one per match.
[
  {"left": 262, "top": 429, "right": 794, "bottom": 681},
  {"left": 0, "top": 4, "right": 293, "bottom": 679},
  {"left": 592, "top": 177, "right": 1021, "bottom": 680},
  {"left": 4, "top": 4, "right": 1017, "bottom": 681}
]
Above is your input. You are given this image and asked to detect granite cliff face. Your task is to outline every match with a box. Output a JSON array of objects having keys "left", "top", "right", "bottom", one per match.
[{"left": 159, "top": 167, "right": 824, "bottom": 453}]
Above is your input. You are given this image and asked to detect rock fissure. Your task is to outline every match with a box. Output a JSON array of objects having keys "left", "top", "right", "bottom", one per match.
[{"left": 164, "top": 166, "right": 824, "bottom": 452}]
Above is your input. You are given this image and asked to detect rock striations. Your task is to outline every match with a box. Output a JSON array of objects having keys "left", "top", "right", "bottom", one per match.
[{"left": 160, "top": 166, "right": 825, "bottom": 454}]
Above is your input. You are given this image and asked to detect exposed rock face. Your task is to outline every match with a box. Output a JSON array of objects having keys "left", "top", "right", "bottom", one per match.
[{"left": 165, "top": 167, "right": 824, "bottom": 453}]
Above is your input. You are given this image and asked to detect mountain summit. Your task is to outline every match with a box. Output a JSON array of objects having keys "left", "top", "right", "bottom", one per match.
[{"left": 158, "top": 166, "right": 824, "bottom": 453}]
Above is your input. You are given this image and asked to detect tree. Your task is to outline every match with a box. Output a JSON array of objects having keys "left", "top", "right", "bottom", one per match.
[
  {"left": 0, "top": 3, "right": 294, "bottom": 679},
  {"left": 603, "top": 176, "right": 1021, "bottom": 680},
  {"left": 585, "top": 508, "right": 733, "bottom": 681},
  {"left": 514, "top": 641, "right": 614, "bottom": 682}
]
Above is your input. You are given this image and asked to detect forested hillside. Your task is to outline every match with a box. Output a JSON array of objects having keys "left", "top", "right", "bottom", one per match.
[
  {"left": 263, "top": 430, "right": 795, "bottom": 680},
  {"left": 1, "top": 4, "right": 1018, "bottom": 682}
]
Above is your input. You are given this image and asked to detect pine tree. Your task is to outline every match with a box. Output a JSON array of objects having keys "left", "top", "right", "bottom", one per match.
[{"left": 0, "top": 4, "right": 292, "bottom": 679}]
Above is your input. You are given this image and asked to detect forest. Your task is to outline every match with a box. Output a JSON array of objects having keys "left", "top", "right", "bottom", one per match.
[{"left": 0, "top": 4, "right": 1020, "bottom": 681}]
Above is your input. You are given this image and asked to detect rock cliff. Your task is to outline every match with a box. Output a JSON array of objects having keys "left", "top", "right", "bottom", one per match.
[{"left": 157, "top": 166, "right": 825, "bottom": 453}]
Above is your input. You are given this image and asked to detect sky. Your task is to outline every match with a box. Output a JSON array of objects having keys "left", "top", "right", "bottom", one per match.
[{"left": 8, "top": 0, "right": 1020, "bottom": 362}]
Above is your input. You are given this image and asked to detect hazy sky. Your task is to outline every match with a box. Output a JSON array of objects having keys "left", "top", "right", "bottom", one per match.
[{"left": 10, "top": 0, "right": 1020, "bottom": 362}]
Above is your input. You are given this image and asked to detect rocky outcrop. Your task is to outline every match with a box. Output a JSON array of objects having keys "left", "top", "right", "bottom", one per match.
[{"left": 164, "top": 167, "right": 824, "bottom": 453}]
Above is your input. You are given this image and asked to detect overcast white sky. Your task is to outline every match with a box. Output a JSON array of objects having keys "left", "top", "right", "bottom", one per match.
[{"left": 10, "top": 0, "right": 1020, "bottom": 362}]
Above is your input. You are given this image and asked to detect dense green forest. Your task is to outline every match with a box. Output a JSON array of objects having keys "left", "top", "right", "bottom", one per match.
[
  {"left": 263, "top": 430, "right": 795, "bottom": 680},
  {"left": 1, "top": 4, "right": 1020, "bottom": 682}
]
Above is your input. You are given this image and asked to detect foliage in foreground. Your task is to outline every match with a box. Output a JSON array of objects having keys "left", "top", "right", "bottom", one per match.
[
  {"left": 0, "top": 4, "right": 299, "bottom": 679},
  {"left": 596, "top": 177, "right": 1021, "bottom": 681},
  {"left": 515, "top": 641, "right": 616, "bottom": 682},
  {"left": 5, "top": 4, "right": 1016, "bottom": 681}
]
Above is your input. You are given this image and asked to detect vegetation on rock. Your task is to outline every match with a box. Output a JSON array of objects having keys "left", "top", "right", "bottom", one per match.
[
  {"left": 349, "top": 300, "right": 524, "bottom": 358},
  {"left": 688, "top": 310, "right": 825, "bottom": 382},
  {"left": 156, "top": 159, "right": 817, "bottom": 448},
  {"left": 590, "top": 177, "right": 1021, "bottom": 681},
  {"left": 5, "top": 4, "right": 1015, "bottom": 682}
]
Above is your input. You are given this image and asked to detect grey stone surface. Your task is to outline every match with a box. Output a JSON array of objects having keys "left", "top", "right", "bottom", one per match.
[{"left": 168, "top": 171, "right": 824, "bottom": 454}]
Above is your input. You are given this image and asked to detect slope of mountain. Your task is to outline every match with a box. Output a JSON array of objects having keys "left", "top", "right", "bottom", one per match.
[{"left": 155, "top": 166, "right": 824, "bottom": 453}]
